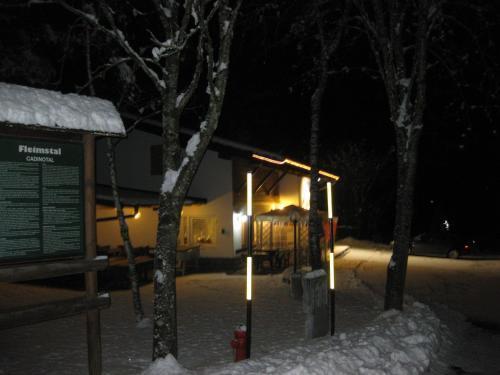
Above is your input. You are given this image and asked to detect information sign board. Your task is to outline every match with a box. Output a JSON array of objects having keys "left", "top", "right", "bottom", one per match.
[{"left": 0, "top": 136, "right": 84, "bottom": 262}]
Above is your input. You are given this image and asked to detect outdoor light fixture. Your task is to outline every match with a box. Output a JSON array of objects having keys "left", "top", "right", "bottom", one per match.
[
  {"left": 134, "top": 208, "right": 141, "bottom": 220},
  {"left": 246, "top": 258, "right": 252, "bottom": 300},
  {"left": 247, "top": 172, "right": 252, "bottom": 216},
  {"left": 327, "top": 181, "right": 335, "bottom": 335},
  {"left": 327, "top": 182, "right": 333, "bottom": 220},
  {"left": 246, "top": 171, "right": 253, "bottom": 358},
  {"left": 252, "top": 154, "right": 340, "bottom": 181}
]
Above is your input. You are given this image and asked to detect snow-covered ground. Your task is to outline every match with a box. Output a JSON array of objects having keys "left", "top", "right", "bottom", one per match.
[
  {"left": 146, "top": 301, "right": 442, "bottom": 375},
  {"left": 0, "top": 269, "right": 382, "bottom": 374},
  {"left": 1, "top": 240, "right": 499, "bottom": 374},
  {"left": 336, "top": 240, "right": 500, "bottom": 374}
]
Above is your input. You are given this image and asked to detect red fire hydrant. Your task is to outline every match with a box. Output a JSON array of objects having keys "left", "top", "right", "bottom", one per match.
[{"left": 230, "top": 325, "right": 247, "bottom": 362}]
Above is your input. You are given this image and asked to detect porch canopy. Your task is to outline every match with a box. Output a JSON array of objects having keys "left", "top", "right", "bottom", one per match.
[
  {"left": 254, "top": 205, "right": 333, "bottom": 252},
  {"left": 255, "top": 204, "right": 309, "bottom": 224}
]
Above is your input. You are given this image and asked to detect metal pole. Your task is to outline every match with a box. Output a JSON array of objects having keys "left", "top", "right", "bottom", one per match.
[
  {"left": 329, "top": 217, "right": 335, "bottom": 336},
  {"left": 83, "top": 134, "right": 102, "bottom": 374},
  {"left": 293, "top": 220, "right": 297, "bottom": 273},
  {"left": 246, "top": 214, "right": 253, "bottom": 358}
]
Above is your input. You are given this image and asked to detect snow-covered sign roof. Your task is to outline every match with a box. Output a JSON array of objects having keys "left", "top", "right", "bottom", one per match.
[{"left": 0, "top": 82, "right": 125, "bottom": 136}]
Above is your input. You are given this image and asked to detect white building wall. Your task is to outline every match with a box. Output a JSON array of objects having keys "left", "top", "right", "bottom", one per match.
[
  {"left": 96, "top": 129, "right": 162, "bottom": 191},
  {"left": 278, "top": 174, "right": 301, "bottom": 207},
  {"left": 95, "top": 130, "right": 235, "bottom": 258},
  {"left": 181, "top": 151, "right": 235, "bottom": 258}
]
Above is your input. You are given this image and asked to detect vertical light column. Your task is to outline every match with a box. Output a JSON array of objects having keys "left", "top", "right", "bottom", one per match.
[
  {"left": 327, "top": 181, "right": 335, "bottom": 335},
  {"left": 246, "top": 172, "right": 253, "bottom": 358}
]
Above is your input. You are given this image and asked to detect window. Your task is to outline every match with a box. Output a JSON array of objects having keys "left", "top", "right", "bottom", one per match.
[
  {"left": 150, "top": 144, "right": 162, "bottom": 175},
  {"left": 178, "top": 216, "right": 189, "bottom": 246},
  {"left": 300, "top": 177, "right": 311, "bottom": 210},
  {"left": 190, "top": 217, "right": 217, "bottom": 245}
]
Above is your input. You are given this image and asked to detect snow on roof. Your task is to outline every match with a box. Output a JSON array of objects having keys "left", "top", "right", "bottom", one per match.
[{"left": 0, "top": 82, "right": 125, "bottom": 136}]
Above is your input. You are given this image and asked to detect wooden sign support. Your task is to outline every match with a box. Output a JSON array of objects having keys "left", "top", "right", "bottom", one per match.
[
  {"left": 83, "top": 133, "right": 102, "bottom": 375},
  {"left": 0, "top": 130, "right": 110, "bottom": 375}
]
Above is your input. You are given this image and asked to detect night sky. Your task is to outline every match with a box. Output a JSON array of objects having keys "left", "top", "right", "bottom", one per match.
[{"left": 1, "top": 1, "right": 498, "bottom": 242}]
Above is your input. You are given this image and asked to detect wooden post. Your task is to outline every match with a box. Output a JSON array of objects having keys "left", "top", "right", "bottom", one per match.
[
  {"left": 259, "top": 221, "right": 263, "bottom": 249},
  {"left": 293, "top": 220, "right": 298, "bottom": 273},
  {"left": 83, "top": 134, "right": 101, "bottom": 375},
  {"left": 269, "top": 221, "right": 273, "bottom": 249}
]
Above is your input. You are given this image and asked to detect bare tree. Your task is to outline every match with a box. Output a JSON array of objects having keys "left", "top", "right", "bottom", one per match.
[
  {"left": 327, "top": 143, "right": 394, "bottom": 239},
  {"left": 59, "top": 0, "right": 242, "bottom": 359},
  {"left": 307, "top": 0, "right": 351, "bottom": 270},
  {"left": 106, "top": 139, "right": 146, "bottom": 322},
  {"left": 83, "top": 23, "right": 146, "bottom": 323},
  {"left": 353, "top": 0, "right": 441, "bottom": 310}
]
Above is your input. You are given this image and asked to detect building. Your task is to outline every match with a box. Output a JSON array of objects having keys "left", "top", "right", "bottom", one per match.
[{"left": 95, "top": 117, "right": 339, "bottom": 264}]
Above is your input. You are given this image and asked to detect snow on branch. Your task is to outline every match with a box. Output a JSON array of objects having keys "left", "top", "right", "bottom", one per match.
[
  {"left": 161, "top": 158, "right": 188, "bottom": 193},
  {"left": 58, "top": 1, "right": 166, "bottom": 93}
]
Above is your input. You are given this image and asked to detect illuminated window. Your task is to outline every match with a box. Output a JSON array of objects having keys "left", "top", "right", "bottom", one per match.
[
  {"left": 300, "top": 177, "right": 311, "bottom": 210},
  {"left": 191, "top": 217, "right": 217, "bottom": 245},
  {"left": 178, "top": 216, "right": 189, "bottom": 245}
]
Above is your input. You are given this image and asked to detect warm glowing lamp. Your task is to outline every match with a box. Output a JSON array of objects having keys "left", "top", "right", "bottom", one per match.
[
  {"left": 246, "top": 258, "right": 252, "bottom": 300},
  {"left": 247, "top": 172, "right": 252, "bottom": 216},
  {"left": 327, "top": 182, "right": 333, "bottom": 220},
  {"left": 327, "top": 181, "right": 335, "bottom": 335},
  {"left": 245, "top": 171, "right": 253, "bottom": 358}
]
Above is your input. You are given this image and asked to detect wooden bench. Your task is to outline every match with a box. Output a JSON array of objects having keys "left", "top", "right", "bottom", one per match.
[
  {"left": 176, "top": 245, "right": 200, "bottom": 275},
  {"left": 109, "top": 255, "right": 154, "bottom": 282}
]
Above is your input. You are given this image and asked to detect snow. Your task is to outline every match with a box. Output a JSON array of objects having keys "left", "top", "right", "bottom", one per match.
[
  {"left": 303, "top": 269, "right": 326, "bottom": 279},
  {"left": 155, "top": 270, "right": 165, "bottom": 284},
  {"left": 0, "top": 82, "right": 125, "bottom": 135},
  {"left": 136, "top": 318, "right": 153, "bottom": 329},
  {"left": 398, "top": 78, "right": 410, "bottom": 88},
  {"left": 1, "top": 239, "right": 499, "bottom": 374},
  {"left": 160, "top": 119, "right": 207, "bottom": 193},
  {"left": 389, "top": 258, "right": 396, "bottom": 269},
  {"left": 142, "top": 355, "right": 185, "bottom": 375},
  {"left": 152, "top": 47, "right": 166, "bottom": 60},
  {"left": 223, "top": 21, "right": 230, "bottom": 34},
  {"left": 176, "top": 93, "right": 185, "bottom": 108},
  {"left": 145, "top": 301, "right": 441, "bottom": 375},
  {"left": 191, "top": 7, "right": 199, "bottom": 25},
  {"left": 218, "top": 63, "right": 227, "bottom": 72},
  {"left": 186, "top": 133, "right": 200, "bottom": 157},
  {"left": 162, "top": 6, "right": 172, "bottom": 18},
  {"left": 161, "top": 158, "right": 188, "bottom": 193}
]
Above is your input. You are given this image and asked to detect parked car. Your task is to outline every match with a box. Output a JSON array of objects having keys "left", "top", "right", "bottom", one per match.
[{"left": 409, "top": 232, "right": 477, "bottom": 259}]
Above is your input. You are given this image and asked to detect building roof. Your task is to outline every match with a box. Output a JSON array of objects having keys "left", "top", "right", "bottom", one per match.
[
  {"left": 0, "top": 82, "right": 125, "bottom": 136},
  {"left": 96, "top": 184, "right": 206, "bottom": 207},
  {"left": 121, "top": 112, "right": 339, "bottom": 182}
]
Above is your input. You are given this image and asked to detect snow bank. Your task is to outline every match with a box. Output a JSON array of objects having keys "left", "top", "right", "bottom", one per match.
[
  {"left": 142, "top": 355, "right": 187, "bottom": 375},
  {"left": 143, "top": 302, "right": 443, "bottom": 375},
  {"left": 0, "top": 82, "right": 125, "bottom": 135}
]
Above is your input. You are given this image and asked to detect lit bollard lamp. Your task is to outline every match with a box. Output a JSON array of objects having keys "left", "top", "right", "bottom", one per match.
[
  {"left": 327, "top": 181, "right": 335, "bottom": 335},
  {"left": 246, "top": 172, "right": 253, "bottom": 358}
]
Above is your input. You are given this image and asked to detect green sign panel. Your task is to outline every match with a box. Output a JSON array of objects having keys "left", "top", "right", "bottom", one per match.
[{"left": 0, "top": 136, "right": 84, "bottom": 262}]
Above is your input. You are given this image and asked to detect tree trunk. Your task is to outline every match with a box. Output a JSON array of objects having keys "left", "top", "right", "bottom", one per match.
[
  {"left": 308, "top": 69, "right": 328, "bottom": 271},
  {"left": 106, "top": 139, "right": 145, "bottom": 322},
  {"left": 152, "top": 193, "right": 182, "bottom": 360},
  {"left": 384, "top": 128, "right": 421, "bottom": 310}
]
